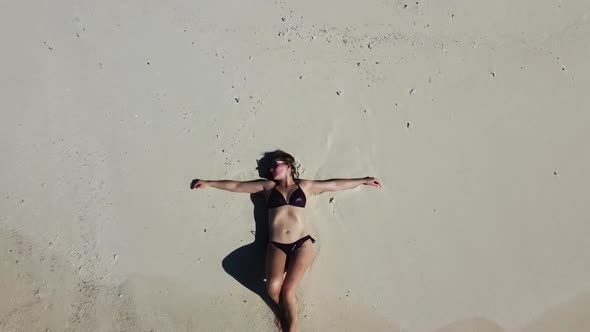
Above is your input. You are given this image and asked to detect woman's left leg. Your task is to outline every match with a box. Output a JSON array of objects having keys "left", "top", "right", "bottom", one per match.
[{"left": 280, "top": 240, "right": 316, "bottom": 332}]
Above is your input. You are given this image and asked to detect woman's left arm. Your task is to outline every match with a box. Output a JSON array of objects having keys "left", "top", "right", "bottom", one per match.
[{"left": 307, "top": 177, "right": 381, "bottom": 195}]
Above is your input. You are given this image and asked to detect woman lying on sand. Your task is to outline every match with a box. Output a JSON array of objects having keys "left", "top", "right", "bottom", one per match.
[{"left": 191, "top": 150, "right": 381, "bottom": 332}]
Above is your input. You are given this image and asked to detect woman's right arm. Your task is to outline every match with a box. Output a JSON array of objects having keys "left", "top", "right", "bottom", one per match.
[{"left": 191, "top": 179, "right": 274, "bottom": 193}]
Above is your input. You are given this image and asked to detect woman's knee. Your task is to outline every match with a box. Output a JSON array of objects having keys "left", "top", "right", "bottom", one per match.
[
  {"left": 267, "top": 279, "right": 282, "bottom": 297},
  {"left": 280, "top": 283, "right": 297, "bottom": 301}
]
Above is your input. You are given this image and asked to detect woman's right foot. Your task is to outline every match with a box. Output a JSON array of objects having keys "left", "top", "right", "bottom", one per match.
[
  {"left": 274, "top": 315, "right": 283, "bottom": 331},
  {"left": 272, "top": 305, "right": 284, "bottom": 331}
]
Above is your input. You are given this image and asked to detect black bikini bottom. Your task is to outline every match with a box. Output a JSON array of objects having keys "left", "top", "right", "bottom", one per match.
[{"left": 270, "top": 235, "right": 316, "bottom": 256}]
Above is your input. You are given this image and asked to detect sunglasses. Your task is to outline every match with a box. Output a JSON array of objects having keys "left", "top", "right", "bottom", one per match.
[{"left": 271, "top": 160, "right": 288, "bottom": 168}]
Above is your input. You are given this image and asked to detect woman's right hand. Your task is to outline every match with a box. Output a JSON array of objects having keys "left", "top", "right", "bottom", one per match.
[
  {"left": 190, "top": 179, "right": 209, "bottom": 190},
  {"left": 363, "top": 177, "right": 382, "bottom": 187}
]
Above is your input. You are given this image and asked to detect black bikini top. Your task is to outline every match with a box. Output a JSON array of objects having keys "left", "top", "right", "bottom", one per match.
[{"left": 267, "top": 183, "right": 307, "bottom": 209}]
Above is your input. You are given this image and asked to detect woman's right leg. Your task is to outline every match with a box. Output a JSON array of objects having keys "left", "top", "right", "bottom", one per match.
[
  {"left": 280, "top": 240, "right": 315, "bottom": 332},
  {"left": 266, "top": 243, "right": 288, "bottom": 329}
]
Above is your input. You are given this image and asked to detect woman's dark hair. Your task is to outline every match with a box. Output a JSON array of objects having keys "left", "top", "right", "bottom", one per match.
[{"left": 269, "top": 149, "right": 300, "bottom": 179}]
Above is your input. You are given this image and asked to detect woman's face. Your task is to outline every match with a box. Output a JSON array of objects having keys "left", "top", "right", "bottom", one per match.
[{"left": 270, "top": 159, "right": 290, "bottom": 179}]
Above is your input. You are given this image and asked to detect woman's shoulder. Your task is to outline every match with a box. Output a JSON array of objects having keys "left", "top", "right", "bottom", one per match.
[
  {"left": 260, "top": 179, "right": 277, "bottom": 191},
  {"left": 296, "top": 178, "right": 313, "bottom": 190}
]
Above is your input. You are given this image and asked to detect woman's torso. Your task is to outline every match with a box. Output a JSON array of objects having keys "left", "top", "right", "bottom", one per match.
[{"left": 264, "top": 180, "right": 314, "bottom": 243}]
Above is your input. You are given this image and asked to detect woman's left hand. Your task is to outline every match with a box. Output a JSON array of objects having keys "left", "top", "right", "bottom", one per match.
[{"left": 363, "top": 177, "right": 381, "bottom": 187}]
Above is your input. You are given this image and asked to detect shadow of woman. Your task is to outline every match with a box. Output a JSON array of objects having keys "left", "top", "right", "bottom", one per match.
[
  {"left": 221, "top": 152, "right": 280, "bottom": 316},
  {"left": 221, "top": 193, "right": 273, "bottom": 307}
]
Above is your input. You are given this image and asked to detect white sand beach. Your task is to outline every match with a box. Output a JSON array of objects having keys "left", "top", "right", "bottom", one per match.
[{"left": 2, "top": 0, "right": 590, "bottom": 331}]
